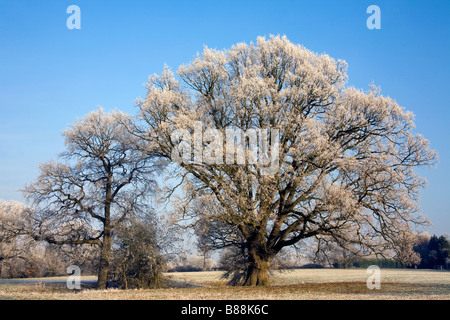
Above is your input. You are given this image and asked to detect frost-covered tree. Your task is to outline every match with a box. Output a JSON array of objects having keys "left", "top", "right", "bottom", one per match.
[
  {"left": 134, "top": 35, "right": 437, "bottom": 286},
  {"left": 0, "top": 200, "right": 30, "bottom": 242},
  {"left": 24, "top": 108, "right": 163, "bottom": 289},
  {"left": 0, "top": 200, "right": 32, "bottom": 276},
  {"left": 0, "top": 199, "right": 99, "bottom": 278}
]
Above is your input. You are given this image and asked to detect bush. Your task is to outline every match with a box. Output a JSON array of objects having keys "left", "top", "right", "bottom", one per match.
[{"left": 109, "top": 216, "right": 166, "bottom": 289}]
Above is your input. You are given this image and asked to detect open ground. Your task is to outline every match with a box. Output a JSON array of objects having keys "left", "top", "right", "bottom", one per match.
[{"left": 0, "top": 269, "right": 449, "bottom": 300}]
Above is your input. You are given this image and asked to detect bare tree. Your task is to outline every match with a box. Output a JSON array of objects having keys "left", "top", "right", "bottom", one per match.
[
  {"left": 24, "top": 108, "right": 164, "bottom": 289},
  {"left": 133, "top": 35, "right": 437, "bottom": 286},
  {"left": 194, "top": 219, "right": 214, "bottom": 271}
]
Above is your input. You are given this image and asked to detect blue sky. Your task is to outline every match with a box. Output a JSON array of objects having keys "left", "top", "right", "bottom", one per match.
[{"left": 0, "top": 0, "right": 449, "bottom": 235}]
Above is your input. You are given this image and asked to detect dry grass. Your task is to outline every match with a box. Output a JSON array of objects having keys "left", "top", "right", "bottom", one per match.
[
  {"left": 1, "top": 269, "right": 449, "bottom": 300},
  {"left": 166, "top": 268, "right": 450, "bottom": 286}
]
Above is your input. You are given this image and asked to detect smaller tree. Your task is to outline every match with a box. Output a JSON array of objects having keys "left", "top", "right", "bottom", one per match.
[
  {"left": 195, "top": 220, "right": 213, "bottom": 271},
  {"left": 24, "top": 108, "right": 164, "bottom": 289}
]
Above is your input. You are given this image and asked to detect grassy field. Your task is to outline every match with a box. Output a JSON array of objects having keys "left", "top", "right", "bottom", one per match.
[{"left": 0, "top": 269, "right": 449, "bottom": 300}]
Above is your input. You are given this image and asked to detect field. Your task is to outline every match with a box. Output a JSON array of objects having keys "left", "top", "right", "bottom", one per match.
[{"left": 0, "top": 269, "right": 449, "bottom": 300}]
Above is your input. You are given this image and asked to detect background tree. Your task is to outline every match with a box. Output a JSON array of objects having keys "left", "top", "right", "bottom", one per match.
[
  {"left": 414, "top": 234, "right": 450, "bottom": 269},
  {"left": 0, "top": 200, "right": 33, "bottom": 277},
  {"left": 134, "top": 35, "right": 437, "bottom": 286},
  {"left": 24, "top": 108, "right": 163, "bottom": 289},
  {"left": 308, "top": 238, "right": 359, "bottom": 268},
  {"left": 0, "top": 199, "right": 94, "bottom": 278},
  {"left": 194, "top": 220, "right": 213, "bottom": 271}
]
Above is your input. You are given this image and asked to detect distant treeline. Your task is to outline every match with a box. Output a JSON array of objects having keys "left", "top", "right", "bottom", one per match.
[
  {"left": 328, "top": 234, "right": 450, "bottom": 270},
  {"left": 330, "top": 258, "right": 404, "bottom": 269}
]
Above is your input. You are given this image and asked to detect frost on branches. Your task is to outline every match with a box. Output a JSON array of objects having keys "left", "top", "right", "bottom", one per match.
[{"left": 133, "top": 35, "right": 436, "bottom": 286}]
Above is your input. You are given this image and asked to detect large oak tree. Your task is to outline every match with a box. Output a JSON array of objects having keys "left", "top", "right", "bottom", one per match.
[
  {"left": 134, "top": 35, "right": 437, "bottom": 286},
  {"left": 25, "top": 108, "right": 163, "bottom": 289}
]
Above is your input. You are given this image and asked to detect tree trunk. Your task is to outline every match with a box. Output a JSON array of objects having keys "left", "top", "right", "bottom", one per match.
[
  {"left": 97, "top": 215, "right": 112, "bottom": 290},
  {"left": 97, "top": 177, "right": 113, "bottom": 290},
  {"left": 243, "top": 258, "right": 270, "bottom": 286},
  {"left": 96, "top": 226, "right": 112, "bottom": 289},
  {"left": 243, "top": 242, "right": 271, "bottom": 286}
]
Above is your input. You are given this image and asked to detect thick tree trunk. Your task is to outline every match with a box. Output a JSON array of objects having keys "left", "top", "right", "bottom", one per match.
[
  {"left": 243, "top": 259, "right": 270, "bottom": 286},
  {"left": 242, "top": 242, "right": 271, "bottom": 286},
  {"left": 96, "top": 229, "right": 112, "bottom": 289}
]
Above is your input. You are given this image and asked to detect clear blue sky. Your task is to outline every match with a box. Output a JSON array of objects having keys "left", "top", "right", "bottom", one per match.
[{"left": 1, "top": 0, "right": 449, "bottom": 235}]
